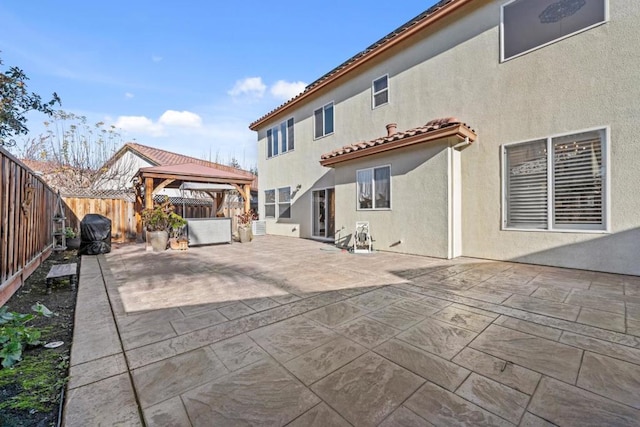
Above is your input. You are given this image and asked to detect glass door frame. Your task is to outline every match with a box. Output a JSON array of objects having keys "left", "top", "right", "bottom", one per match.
[{"left": 311, "top": 187, "right": 335, "bottom": 240}]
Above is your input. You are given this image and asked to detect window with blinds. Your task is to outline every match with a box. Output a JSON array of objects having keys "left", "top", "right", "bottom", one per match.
[
  {"left": 504, "top": 129, "right": 606, "bottom": 231},
  {"left": 552, "top": 130, "right": 604, "bottom": 229},
  {"left": 505, "top": 139, "right": 548, "bottom": 229}
]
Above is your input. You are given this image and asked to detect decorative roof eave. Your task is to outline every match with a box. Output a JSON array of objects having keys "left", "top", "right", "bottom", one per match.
[
  {"left": 249, "top": 0, "right": 475, "bottom": 131},
  {"left": 319, "top": 124, "right": 476, "bottom": 168}
]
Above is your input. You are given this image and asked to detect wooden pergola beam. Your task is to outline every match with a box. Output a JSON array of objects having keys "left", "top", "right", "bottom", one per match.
[
  {"left": 231, "top": 184, "right": 252, "bottom": 214},
  {"left": 152, "top": 178, "right": 175, "bottom": 195}
]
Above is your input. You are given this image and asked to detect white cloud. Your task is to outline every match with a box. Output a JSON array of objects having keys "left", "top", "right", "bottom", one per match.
[
  {"left": 125, "top": 92, "right": 134, "bottom": 99},
  {"left": 114, "top": 116, "right": 165, "bottom": 137},
  {"left": 270, "top": 80, "right": 306, "bottom": 100},
  {"left": 228, "top": 77, "right": 266, "bottom": 98},
  {"left": 159, "top": 110, "right": 202, "bottom": 128},
  {"left": 151, "top": 55, "right": 163, "bottom": 62},
  {"left": 114, "top": 109, "right": 202, "bottom": 138}
]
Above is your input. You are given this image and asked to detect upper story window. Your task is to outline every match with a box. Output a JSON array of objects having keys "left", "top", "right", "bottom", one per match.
[
  {"left": 503, "top": 128, "right": 607, "bottom": 231},
  {"left": 357, "top": 165, "right": 391, "bottom": 210},
  {"left": 501, "top": 0, "right": 607, "bottom": 61},
  {"left": 267, "top": 118, "right": 294, "bottom": 158},
  {"left": 314, "top": 102, "right": 334, "bottom": 139},
  {"left": 372, "top": 75, "right": 389, "bottom": 108}
]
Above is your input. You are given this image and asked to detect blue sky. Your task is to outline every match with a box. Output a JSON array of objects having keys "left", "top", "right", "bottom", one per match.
[{"left": 1, "top": 1, "right": 438, "bottom": 169}]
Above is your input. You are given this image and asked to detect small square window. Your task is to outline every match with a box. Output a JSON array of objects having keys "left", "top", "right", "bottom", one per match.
[
  {"left": 357, "top": 165, "right": 391, "bottom": 210},
  {"left": 372, "top": 75, "right": 389, "bottom": 108}
]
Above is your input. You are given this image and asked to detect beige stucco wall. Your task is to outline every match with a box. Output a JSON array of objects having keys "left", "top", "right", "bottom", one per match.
[
  {"left": 256, "top": 0, "right": 640, "bottom": 275},
  {"left": 94, "top": 151, "right": 152, "bottom": 190},
  {"left": 333, "top": 141, "right": 451, "bottom": 258}
]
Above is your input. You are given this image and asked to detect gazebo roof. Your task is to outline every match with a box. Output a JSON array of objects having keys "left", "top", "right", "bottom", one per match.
[{"left": 136, "top": 162, "right": 253, "bottom": 185}]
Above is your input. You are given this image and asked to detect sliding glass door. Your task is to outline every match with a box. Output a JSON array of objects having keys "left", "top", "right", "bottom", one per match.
[{"left": 312, "top": 188, "right": 335, "bottom": 239}]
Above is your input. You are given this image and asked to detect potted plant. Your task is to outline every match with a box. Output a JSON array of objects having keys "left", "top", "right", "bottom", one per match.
[
  {"left": 141, "top": 197, "right": 174, "bottom": 251},
  {"left": 168, "top": 212, "right": 188, "bottom": 250},
  {"left": 236, "top": 210, "right": 257, "bottom": 243},
  {"left": 65, "top": 227, "right": 81, "bottom": 250}
]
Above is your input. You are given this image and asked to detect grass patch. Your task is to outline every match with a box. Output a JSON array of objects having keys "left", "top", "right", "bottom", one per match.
[{"left": 0, "top": 346, "right": 69, "bottom": 414}]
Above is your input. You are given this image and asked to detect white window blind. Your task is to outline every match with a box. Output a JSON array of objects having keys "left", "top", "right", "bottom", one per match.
[
  {"left": 552, "top": 130, "right": 603, "bottom": 229},
  {"left": 504, "top": 129, "right": 606, "bottom": 231},
  {"left": 505, "top": 139, "right": 548, "bottom": 229}
]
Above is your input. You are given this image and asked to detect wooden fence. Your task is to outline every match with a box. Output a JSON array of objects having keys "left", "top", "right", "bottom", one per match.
[
  {"left": 62, "top": 197, "right": 138, "bottom": 242},
  {"left": 1, "top": 147, "right": 57, "bottom": 306},
  {"left": 62, "top": 196, "right": 242, "bottom": 242}
]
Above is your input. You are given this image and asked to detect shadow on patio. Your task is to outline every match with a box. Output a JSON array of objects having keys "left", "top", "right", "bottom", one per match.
[{"left": 64, "top": 235, "right": 640, "bottom": 427}]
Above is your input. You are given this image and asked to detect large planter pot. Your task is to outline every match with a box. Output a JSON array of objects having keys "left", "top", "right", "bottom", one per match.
[
  {"left": 148, "top": 230, "right": 169, "bottom": 252},
  {"left": 238, "top": 227, "right": 253, "bottom": 243},
  {"left": 66, "top": 237, "right": 81, "bottom": 250}
]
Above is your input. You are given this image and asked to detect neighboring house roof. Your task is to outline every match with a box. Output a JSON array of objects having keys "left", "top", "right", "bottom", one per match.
[
  {"left": 138, "top": 162, "right": 254, "bottom": 183},
  {"left": 249, "top": 0, "right": 474, "bottom": 130},
  {"left": 113, "top": 142, "right": 258, "bottom": 190},
  {"left": 21, "top": 159, "right": 93, "bottom": 191},
  {"left": 320, "top": 118, "right": 477, "bottom": 167}
]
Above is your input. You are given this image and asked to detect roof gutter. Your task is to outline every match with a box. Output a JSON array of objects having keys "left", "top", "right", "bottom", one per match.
[{"left": 249, "top": 0, "right": 476, "bottom": 131}]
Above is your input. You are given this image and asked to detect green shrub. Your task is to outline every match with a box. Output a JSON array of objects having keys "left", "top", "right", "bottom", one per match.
[{"left": 0, "top": 303, "right": 54, "bottom": 368}]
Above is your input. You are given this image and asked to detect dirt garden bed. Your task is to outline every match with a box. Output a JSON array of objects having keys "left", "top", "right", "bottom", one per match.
[{"left": 0, "top": 249, "right": 79, "bottom": 427}]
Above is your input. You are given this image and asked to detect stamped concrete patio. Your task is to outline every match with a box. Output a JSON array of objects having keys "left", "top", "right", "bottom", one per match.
[{"left": 63, "top": 235, "right": 640, "bottom": 426}]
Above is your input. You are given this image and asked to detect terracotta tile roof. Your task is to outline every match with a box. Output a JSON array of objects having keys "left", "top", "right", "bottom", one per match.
[
  {"left": 138, "top": 162, "right": 254, "bottom": 182},
  {"left": 320, "top": 118, "right": 476, "bottom": 166},
  {"left": 123, "top": 142, "right": 258, "bottom": 190},
  {"left": 249, "top": 0, "right": 474, "bottom": 130}
]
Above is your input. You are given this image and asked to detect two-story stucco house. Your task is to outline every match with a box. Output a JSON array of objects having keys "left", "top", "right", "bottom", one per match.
[{"left": 250, "top": 0, "right": 640, "bottom": 276}]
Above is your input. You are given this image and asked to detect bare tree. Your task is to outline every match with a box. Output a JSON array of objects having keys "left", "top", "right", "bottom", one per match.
[{"left": 16, "top": 111, "right": 135, "bottom": 192}]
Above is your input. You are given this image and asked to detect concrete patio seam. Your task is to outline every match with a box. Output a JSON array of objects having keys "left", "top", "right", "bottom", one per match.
[{"left": 96, "top": 254, "right": 147, "bottom": 425}]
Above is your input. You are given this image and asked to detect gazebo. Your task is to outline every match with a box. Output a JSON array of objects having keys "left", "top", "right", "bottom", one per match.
[{"left": 133, "top": 162, "right": 254, "bottom": 237}]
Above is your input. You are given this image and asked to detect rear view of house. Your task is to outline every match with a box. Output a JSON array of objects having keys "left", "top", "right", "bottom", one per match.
[{"left": 251, "top": 0, "right": 640, "bottom": 275}]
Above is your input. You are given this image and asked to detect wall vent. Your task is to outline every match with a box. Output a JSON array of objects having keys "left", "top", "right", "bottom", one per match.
[{"left": 252, "top": 220, "right": 267, "bottom": 236}]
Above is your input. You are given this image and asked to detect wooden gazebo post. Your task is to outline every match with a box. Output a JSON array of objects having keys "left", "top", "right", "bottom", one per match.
[
  {"left": 144, "top": 177, "right": 154, "bottom": 209},
  {"left": 243, "top": 184, "right": 251, "bottom": 213}
]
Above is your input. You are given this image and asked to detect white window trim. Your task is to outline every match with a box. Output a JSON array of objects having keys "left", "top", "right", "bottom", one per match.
[
  {"left": 501, "top": 126, "right": 610, "bottom": 233},
  {"left": 313, "top": 101, "right": 335, "bottom": 140},
  {"left": 264, "top": 187, "right": 293, "bottom": 219},
  {"left": 500, "top": 0, "right": 609, "bottom": 62},
  {"left": 266, "top": 118, "right": 295, "bottom": 159},
  {"left": 264, "top": 189, "right": 276, "bottom": 218},
  {"left": 310, "top": 186, "right": 335, "bottom": 242},
  {"left": 356, "top": 164, "right": 392, "bottom": 211},
  {"left": 278, "top": 186, "right": 292, "bottom": 219},
  {"left": 372, "top": 74, "right": 389, "bottom": 109}
]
